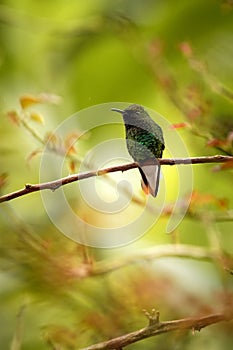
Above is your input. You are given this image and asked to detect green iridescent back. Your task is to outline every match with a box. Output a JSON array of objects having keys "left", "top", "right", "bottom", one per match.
[{"left": 123, "top": 105, "right": 165, "bottom": 163}]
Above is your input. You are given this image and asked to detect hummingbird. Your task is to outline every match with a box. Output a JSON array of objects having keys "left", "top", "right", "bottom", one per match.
[{"left": 111, "top": 104, "right": 165, "bottom": 197}]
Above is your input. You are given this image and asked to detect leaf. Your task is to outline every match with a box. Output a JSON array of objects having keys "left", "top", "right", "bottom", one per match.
[
  {"left": 44, "top": 132, "right": 62, "bottom": 151},
  {"left": 20, "top": 93, "right": 62, "bottom": 109},
  {"left": 213, "top": 160, "right": 233, "bottom": 172},
  {"left": 187, "top": 107, "right": 202, "bottom": 120},
  {"left": 6, "top": 110, "right": 21, "bottom": 126},
  {"left": 0, "top": 173, "right": 8, "bottom": 190},
  {"left": 179, "top": 41, "right": 193, "bottom": 58},
  {"left": 26, "top": 149, "right": 42, "bottom": 165},
  {"left": 189, "top": 190, "right": 229, "bottom": 212},
  {"left": 20, "top": 95, "right": 42, "bottom": 109},
  {"left": 170, "top": 122, "right": 190, "bottom": 129},
  {"left": 43, "top": 325, "right": 78, "bottom": 349},
  {"left": 38, "top": 93, "right": 62, "bottom": 105},
  {"left": 148, "top": 39, "right": 164, "bottom": 59},
  {"left": 64, "top": 132, "right": 80, "bottom": 155},
  {"left": 221, "top": 160, "right": 233, "bottom": 170},
  {"left": 29, "top": 112, "right": 44, "bottom": 125},
  {"left": 227, "top": 131, "right": 233, "bottom": 144},
  {"left": 206, "top": 138, "right": 228, "bottom": 148},
  {"left": 68, "top": 160, "right": 76, "bottom": 173}
]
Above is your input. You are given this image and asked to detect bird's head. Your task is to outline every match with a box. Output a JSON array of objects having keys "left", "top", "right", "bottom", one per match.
[{"left": 111, "top": 104, "right": 145, "bottom": 122}]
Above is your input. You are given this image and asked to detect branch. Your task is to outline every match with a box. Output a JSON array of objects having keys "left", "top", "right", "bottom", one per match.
[
  {"left": 80, "top": 311, "right": 232, "bottom": 350},
  {"left": 92, "top": 244, "right": 216, "bottom": 276},
  {"left": 91, "top": 244, "right": 233, "bottom": 277},
  {"left": 0, "top": 155, "right": 232, "bottom": 203}
]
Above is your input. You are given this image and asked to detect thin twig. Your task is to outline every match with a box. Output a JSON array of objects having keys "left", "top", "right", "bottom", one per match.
[
  {"left": 91, "top": 244, "right": 217, "bottom": 275},
  {"left": 10, "top": 304, "right": 27, "bottom": 350},
  {"left": 91, "top": 244, "right": 233, "bottom": 276},
  {"left": 79, "top": 312, "right": 232, "bottom": 350},
  {"left": 0, "top": 155, "right": 232, "bottom": 203}
]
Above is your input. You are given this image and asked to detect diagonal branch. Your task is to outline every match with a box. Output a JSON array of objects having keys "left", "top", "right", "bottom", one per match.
[
  {"left": 0, "top": 155, "right": 232, "bottom": 203},
  {"left": 80, "top": 312, "right": 232, "bottom": 350},
  {"left": 91, "top": 244, "right": 228, "bottom": 276}
]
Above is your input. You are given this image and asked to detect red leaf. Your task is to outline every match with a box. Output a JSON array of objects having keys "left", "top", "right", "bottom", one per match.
[
  {"left": 6, "top": 110, "right": 21, "bottom": 126},
  {"left": 68, "top": 160, "right": 76, "bottom": 173},
  {"left": 170, "top": 122, "right": 190, "bottom": 129},
  {"left": 189, "top": 190, "right": 228, "bottom": 211},
  {"left": 213, "top": 160, "right": 233, "bottom": 172},
  {"left": 179, "top": 42, "right": 193, "bottom": 58},
  {"left": 207, "top": 138, "right": 228, "bottom": 147}
]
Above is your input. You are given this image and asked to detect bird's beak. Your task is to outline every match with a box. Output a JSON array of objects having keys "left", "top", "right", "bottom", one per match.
[{"left": 111, "top": 108, "right": 124, "bottom": 114}]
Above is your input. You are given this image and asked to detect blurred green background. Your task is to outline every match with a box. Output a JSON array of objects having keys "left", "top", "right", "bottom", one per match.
[{"left": 0, "top": 1, "right": 233, "bottom": 349}]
